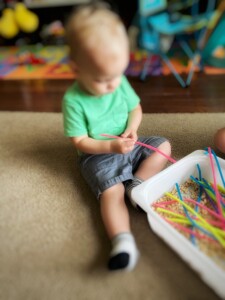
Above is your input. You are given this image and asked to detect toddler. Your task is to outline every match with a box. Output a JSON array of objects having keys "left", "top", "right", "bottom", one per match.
[{"left": 62, "top": 2, "right": 171, "bottom": 271}]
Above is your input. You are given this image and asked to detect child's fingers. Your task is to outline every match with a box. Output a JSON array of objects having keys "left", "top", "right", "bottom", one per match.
[
  {"left": 121, "top": 132, "right": 137, "bottom": 141},
  {"left": 122, "top": 138, "right": 135, "bottom": 145}
]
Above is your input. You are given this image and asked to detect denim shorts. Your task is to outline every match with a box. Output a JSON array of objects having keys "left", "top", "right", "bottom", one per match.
[{"left": 79, "top": 136, "right": 167, "bottom": 199}]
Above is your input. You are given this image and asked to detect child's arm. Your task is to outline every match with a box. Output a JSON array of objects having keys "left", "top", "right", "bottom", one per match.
[
  {"left": 70, "top": 104, "right": 142, "bottom": 155},
  {"left": 70, "top": 135, "right": 135, "bottom": 155},
  {"left": 120, "top": 104, "right": 142, "bottom": 141}
]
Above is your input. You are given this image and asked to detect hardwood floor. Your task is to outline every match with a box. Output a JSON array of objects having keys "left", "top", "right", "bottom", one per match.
[{"left": 0, "top": 73, "right": 225, "bottom": 113}]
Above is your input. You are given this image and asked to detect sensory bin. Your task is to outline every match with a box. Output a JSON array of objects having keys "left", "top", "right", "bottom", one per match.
[{"left": 132, "top": 150, "right": 225, "bottom": 299}]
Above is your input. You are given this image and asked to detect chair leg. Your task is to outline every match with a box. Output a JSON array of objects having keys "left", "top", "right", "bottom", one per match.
[
  {"left": 186, "top": 52, "right": 200, "bottom": 86},
  {"left": 140, "top": 52, "right": 152, "bottom": 81},
  {"left": 186, "top": 26, "right": 208, "bottom": 86},
  {"left": 186, "top": 0, "right": 216, "bottom": 86},
  {"left": 161, "top": 53, "right": 186, "bottom": 88},
  {"left": 179, "top": 39, "right": 194, "bottom": 59}
]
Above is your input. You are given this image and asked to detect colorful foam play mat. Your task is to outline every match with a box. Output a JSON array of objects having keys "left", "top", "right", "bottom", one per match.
[{"left": 0, "top": 45, "right": 225, "bottom": 80}]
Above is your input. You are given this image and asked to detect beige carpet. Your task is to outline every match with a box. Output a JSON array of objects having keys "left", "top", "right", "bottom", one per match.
[{"left": 1, "top": 112, "right": 225, "bottom": 300}]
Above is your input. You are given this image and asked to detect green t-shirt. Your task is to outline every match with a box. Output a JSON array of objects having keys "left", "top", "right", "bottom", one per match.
[{"left": 62, "top": 75, "right": 140, "bottom": 140}]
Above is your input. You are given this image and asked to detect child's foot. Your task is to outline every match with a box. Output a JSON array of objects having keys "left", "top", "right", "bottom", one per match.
[
  {"left": 124, "top": 176, "right": 143, "bottom": 210},
  {"left": 108, "top": 233, "right": 139, "bottom": 271}
]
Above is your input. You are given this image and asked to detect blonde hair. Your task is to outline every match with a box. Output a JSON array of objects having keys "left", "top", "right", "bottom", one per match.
[{"left": 65, "top": 2, "right": 128, "bottom": 61}]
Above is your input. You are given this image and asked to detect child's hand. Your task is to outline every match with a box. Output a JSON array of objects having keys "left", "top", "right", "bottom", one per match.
[
  {"left": 110, "top": 138, "right": 135, "bottom": 154},
  {"left": 121, "top": 129, "right": 138, "bottom": 142}
]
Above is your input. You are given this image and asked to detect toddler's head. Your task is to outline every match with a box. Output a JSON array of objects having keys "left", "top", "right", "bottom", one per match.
[{"left": 65, "top": 2, "right": 129, "bottom": 96}]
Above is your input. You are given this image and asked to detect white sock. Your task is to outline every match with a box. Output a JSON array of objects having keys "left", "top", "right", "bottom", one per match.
[{"left": 108, "top": 232, "right": 139, "bottom": 271}]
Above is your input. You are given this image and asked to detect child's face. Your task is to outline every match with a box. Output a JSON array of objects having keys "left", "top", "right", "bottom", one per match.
[{"left": 76, "top": 46, "right": 129, "bottom": 96}]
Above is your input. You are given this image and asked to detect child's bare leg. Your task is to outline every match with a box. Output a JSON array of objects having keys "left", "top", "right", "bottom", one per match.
[
  {"left": 125, "top": 141, "right": 171, "bottom": 207},
  {"left": 100, "top": 183, "right": 139, "bottom": 271},
  {"left": 100, "top": 183, "right": 130, "bottom": 238},
  {"left": 135, "top": 140, "right": 171, "bottom": 180}
]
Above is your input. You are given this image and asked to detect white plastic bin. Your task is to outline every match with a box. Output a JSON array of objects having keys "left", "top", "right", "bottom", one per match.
[{"left": 132, "top": 150, "right": 225, "bottom": 299}]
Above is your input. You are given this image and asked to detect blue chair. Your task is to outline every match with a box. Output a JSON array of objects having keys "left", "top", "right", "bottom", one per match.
[
  {"left": 137, "top": 0, "right": 215, "bottom": 87},
  {"left": 202, "top": 11, "right": 225, "bottom": 68}
]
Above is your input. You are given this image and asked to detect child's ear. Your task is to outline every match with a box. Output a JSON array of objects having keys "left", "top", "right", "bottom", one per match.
[{"left": 69, "top": 60, "right": 79, "bottom": 76}]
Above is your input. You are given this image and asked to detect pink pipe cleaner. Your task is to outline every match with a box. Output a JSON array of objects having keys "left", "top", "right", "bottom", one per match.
[{"left": 101, "top": 133, "right": 176, "bottom": 164}]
